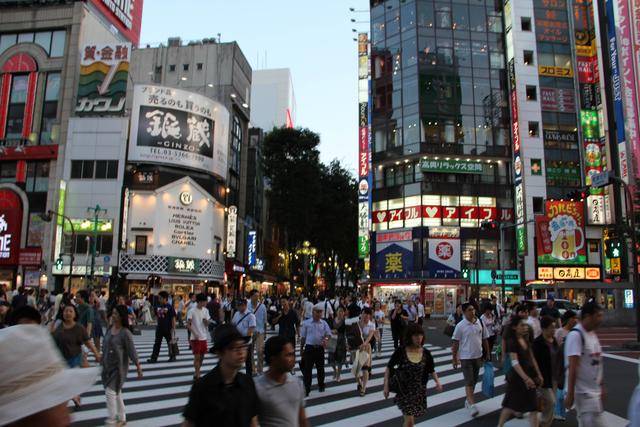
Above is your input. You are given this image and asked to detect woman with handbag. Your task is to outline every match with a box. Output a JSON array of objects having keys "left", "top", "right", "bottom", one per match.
[
  {"left": 329, "top": 307, "right": 348, "bottom": 382},
  {"left": 383, "top": 323, "right": 443, "bottom": 427},
  {"left": 498, "top": 316, "right": 544, "bottom": 427},
  {"left": 374, "top": 302, "right": 385, "bottom": 358},
  {"left": 355, "top": 308, "right": 376, "bottom": 396}
]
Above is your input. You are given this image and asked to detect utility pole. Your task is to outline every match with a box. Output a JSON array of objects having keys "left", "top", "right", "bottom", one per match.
[{"left": 87, "top": 205, "right": 107, "bottom": 282}]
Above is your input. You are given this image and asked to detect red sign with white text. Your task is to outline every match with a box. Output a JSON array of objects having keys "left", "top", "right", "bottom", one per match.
[
  {"left": 89, "top": 0, "right": 144, "bottom": 46},
  {"left": 0, "top": 190, "right": 23, "bottom": 266},
  {"left": 19, "top": 248, "right": 42, "bottom": 266},
  {"left": 372, "top": 205, "right": 510, "bottom": 225}
]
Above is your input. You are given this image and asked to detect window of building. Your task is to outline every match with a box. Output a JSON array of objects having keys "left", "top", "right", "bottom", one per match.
[
  {"left": 40, "top": 72, "right": 60, "bottom": 145},
  {"left": 197, "top": 63, "right": 203, "bottom": 70},
  {"left": 523, "top": 50, "right": 534, "bottom": 65},
  {"left": 526, "top": 85, "right": 537, "bottom": 101},
  {"left": 521, "top": 17, "right": 532, "bottom": 31},
  {"left": 73, "top": 234, "right": 113, "bottom": 255},
  {"left": 94, "top": 160, "right": 118, "bottom": 179},
  {"left": 50, "top": 31, "right": 65, "bottom": 57},
  {"left": 533, "top": 197, "right": 544, "bottom": 214},
  {"left": 71, "top": 160, "right": 118, "bottom": 179},
  {"left": 183, "top": 64, "right": 189, "bottom": 71},
  {"left": 0, "top": 162, "right": 16, "bottom": 183},
  {"left": 25, "top": 162, "right": 49, "bottom": 192},
  {"left": 528, "top": 121, "right": 539, "bottom": 136},
  {"left": 5, "top": 74, "right": 28, "bottom": 140},
  {"left": 230, "top": 115, "right": 243, "bottom": 173},
  {"left": 169, "top": 64, "right": 176, "bottom": 72},
  {"left": 135, "top": 235, "right": 147, "bottom": 255},
  {"left": 0, "top": 30, "right": 65, "bottom": 57},
  {"left": 374, "top": 166, "right": 384, "bottom": 189}
]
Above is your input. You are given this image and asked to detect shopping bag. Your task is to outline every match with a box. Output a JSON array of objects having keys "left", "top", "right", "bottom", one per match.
[
  {"left": 326, "top": 334, "right": 338, "bottom": 353},
  {"left": 482, "top": 361, "right": 495, "bottom": 398},
  {"left": 170, "top": 337, "right": 180, "bottom": 357},
  {"left": 346, "top": 323, "right": 363, "bottom": 349}
]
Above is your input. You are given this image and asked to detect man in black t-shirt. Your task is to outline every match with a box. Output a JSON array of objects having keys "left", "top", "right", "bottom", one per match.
[
  {"left": 183, "top": 324, "right": 257, "bottom": 427},
  {"left": 389, "top": 300, "right": 409, "bottom": 349},
  {"left": 148, "top": 291, "right": 176, "bottom": 363},
  {"left": 539, "top": 296, "right": 561, "bottom": 327},
  {"left": 273, "top": 297, "right": 299, "bottom": 346}
]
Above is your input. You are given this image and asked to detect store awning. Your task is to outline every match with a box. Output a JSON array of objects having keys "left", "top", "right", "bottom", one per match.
[{"left": 125, "top": 273, "right": 223, "bottom": 282}]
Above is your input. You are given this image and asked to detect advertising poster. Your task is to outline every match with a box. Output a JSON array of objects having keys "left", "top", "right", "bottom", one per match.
[
  {"left": 128, "top": 85, "right": 229, "bottom": 178},
  {"left": 508, "top": 58, "right": 527, "bottom": 255},
  {"left": 357, "top": 32, "right": 371, "bottom": 260},
  {"left": 75, "top": 43, "right": 130, "bottom": 115},
  {"left": 427, "top": 238, "right": 460, "bottom": 279},
  {"left": 537, "top": 201, "right": 587, "bottom": 265},
  {"left": 374, "top": 230, "right": 412, "bottom": 279},
  {"left": 0, "top": 190, "right": 22, "bottom": 266}
]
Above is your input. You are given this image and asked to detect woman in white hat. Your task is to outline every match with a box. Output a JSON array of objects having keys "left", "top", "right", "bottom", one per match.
[
  {"left": 101, "top": 304, "right": 143, "bottom": 427},
  {"left": 0, "top": 324, "right": 99, "bottom": 426}
]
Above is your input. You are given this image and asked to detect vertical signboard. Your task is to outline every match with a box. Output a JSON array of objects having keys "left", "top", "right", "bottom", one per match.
[
  {"left": 357, "top": 32, "right": 371, "bottom": 260},
  {"left": 53, "top": 180, "right": 66, "bottom": 261},
  {"left": 615, "top": 0, "right": 640, "bottom": 178},
  {"left": 508, "top": 58, "right": 527, "bottom": 255},
  {"left": 247, "top": 230, "right": 257, "bottom": 266},
  {"left": 226, "top": 206, "right": 237, "bottom": 259},
  {"left": 606, "top": 0, "right": 630, "bottom": 183}
]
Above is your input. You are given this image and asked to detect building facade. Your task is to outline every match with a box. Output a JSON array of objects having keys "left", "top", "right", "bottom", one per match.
[
  {"left": 126, "top": 38, "right": 254, "bottom": 297},
  {"left": 0, "top": 0, "right": 143, "bottom": 292},
  {"left": 367, "top": 0, "right": 517, "bottom": 314}
]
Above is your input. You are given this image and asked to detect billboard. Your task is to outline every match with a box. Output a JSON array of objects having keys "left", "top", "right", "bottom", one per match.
[
  {"left": 508, "top": 58, "right": 527, "bottom": 255},
  {"left": 536, "top": 201, "right": 587, "bottom": 265},
  {"left": 75, "top": 43, "right": 130, "bottom": 115},
  {"left": 357, "top": 32, "right": 371, "bottom": 260},
  {"left": 0, "top": 190, "right": 22, "bottom": 265},
  {"left": 247, "top": 231, "right": 257, "bottom": 266},
  {"left": 88, "top": 0, "right": 144, "bottom": 46},
  {"left": 427, "top": 238, "right": 461, "bottom": 278},
  {"left": 128, "top": 85, "right": 229, "bottom": 178},
  {"left": 374, "top": 230, "right": 412, "bottom": 279}
]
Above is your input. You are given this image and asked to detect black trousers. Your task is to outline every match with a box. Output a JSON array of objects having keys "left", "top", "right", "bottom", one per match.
[
  {"left": 151, "top": 329, "right": 173, "bottom": 360},
  {"left": 302, "top": 345, "right": 325, "bottom": 393},
  {"left": 245, "top": 341, "right": 254, "bottom": 376},
  {"left": 391, "top": 326, "right": 404, "bottom": 349}
]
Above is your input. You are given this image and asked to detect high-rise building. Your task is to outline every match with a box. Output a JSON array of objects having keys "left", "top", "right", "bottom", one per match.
[
  {"left": 366, "top": 0, "right": 517, "bottom": 312},
  {"left": 250, "top": 68, "right": 296, "bottom": 130},
  {"left": 504, "top": 0, "right": 637, "bottom": 307},
  {"left": 0, "top": 0, "right": 143, "bottom": 292}
]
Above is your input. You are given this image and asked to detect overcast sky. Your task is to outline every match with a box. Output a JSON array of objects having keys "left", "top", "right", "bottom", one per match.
[{"left": 140, "top": 0, "right": 370, "bottom": 174}]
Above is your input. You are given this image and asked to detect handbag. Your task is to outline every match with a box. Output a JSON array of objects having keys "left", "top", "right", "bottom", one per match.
[
  {"left": 170, "top": 336, "right": 180, "bottom": 357},
  {"left": 482, "top": 361, "right": 495, "bottom": 397},
  {"left": 326, "top": 334, "right": 338, "bottom": 353},
  {"left": 346, "top": 323, "right": 363, "bottom": 349},
  {"left": 443, "top": 324, "right": 455, "bottom": 337}
]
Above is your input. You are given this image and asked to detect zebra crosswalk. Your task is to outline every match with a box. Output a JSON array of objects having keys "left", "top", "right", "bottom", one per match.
[{"left": 71, "top": 327, "right": 628, "bottom": 427}]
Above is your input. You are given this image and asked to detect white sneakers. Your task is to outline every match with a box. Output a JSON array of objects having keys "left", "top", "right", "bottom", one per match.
[{"left": 465, "top": 400, "right": 479, "bottom": 417}]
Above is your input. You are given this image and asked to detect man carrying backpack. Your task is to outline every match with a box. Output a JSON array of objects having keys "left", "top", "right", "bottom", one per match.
[{"left": 564, "top": 301, "right": 605, "bottom": 427}]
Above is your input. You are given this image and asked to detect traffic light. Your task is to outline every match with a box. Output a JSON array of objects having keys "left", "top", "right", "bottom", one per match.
[
  {"left": 605, "top": 239, "right": 622, "bottom": 258},
  {"left": 462, "top": 268, "right": 470, "bottom": 279},
  {"left": 565, "top": 187, "right": 589, "bottom": 200},
  {"left": 481, "top": 220, "right": 498, "bottom": 231},
  {"left": 55, "top": 256, "right": 63, "bottom": 270}
]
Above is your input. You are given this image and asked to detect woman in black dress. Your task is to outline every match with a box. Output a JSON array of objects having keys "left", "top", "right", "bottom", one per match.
[
  {"left": 383, "top": 323, "right": 443, "bottom": 426},
  {"left": 498, "top": 316, "right": 544, "bottom": 427},
  {"left": 329, "top": 307, "right": 348, "bottom": 382}
]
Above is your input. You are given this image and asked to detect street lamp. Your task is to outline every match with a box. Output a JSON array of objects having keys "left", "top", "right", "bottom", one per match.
[{"left": 40, "top": 209, "right": 75, "bottom": 292}]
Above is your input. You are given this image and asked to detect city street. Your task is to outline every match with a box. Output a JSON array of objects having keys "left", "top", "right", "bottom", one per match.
[{"left": 71, "top": 322, "right": 633, "bottom": 427}]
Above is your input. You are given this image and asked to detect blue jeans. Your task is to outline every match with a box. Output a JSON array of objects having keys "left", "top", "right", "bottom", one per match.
[
  {"left": 66, "top": 354, "right": 82, "bottom": 368},
  {"left": 555, "top": 388, "right": 566, "bottom": 418}
]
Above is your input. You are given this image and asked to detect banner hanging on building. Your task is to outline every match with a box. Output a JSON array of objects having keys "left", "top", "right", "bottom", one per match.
[
  {"left": 357, "top": 32, "right": 371, "bottom": 260},
  {"left": 374, "top": 230, "right": 412, "bottom": 279},
  {"left": 536, "top": 201, "right": 587, "bottom": 265},
  {"left": 128, "top": 85, "right": 229, "bottom": 178},
  {"left": 76, "top": 43, "right": 130, "bottom": 115},
  {"left": 427, "top": 238, "right": 460, "bottom": 279}
]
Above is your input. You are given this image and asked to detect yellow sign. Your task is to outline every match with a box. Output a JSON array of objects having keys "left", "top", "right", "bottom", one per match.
[
  {"left": 610, "top": 258, "right": 621, "bottom": 275},
  {"left": 537, "top": 266, "right": 601, "bottom": 280},
  {"left": 384, "top": 252, "right": 403, "bottom": 273},
  {"left": 576, "top": 43, "right": 596, "bottom": 57},
  {"left": 538, "top": 267, "right": 554, "bottom": 280},
  {"left": 539, "top": 65, "right": 574, "bottom": 78}
]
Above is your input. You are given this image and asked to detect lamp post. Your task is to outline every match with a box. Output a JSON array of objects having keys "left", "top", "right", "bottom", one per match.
[
  {"left": 87, "top": 205, "right": 107, "bottom": 281},
  {"left": 297, "top": 241, "right": 317, "bottom": 294},
  {"left": 40, "top": 209, "right": 75, "bottom": 292}
]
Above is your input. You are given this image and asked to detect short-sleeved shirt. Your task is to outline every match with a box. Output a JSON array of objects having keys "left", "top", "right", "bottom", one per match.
[
  {"left": 248, "top": 301, "right": 267, "bottom": 334},
  {"left": 389, "top": 308, "right": 408, "bottom": 329},
  {"left": 232, "top": 310, "right": 257, "bottom": 337},
  {"left": 452, "top": 317, "right": 489, "bottom": 360},
  {"left": 564, "top": 323, "right": 603, "bottom": 395},
  {"left": 183, "top": 366, "right": 258, "bottom": 427},
  {"left": 155, "top": 303, "right": 176, "bottom": 331},
  {"left": 255, "top": 373, "right": 305, "bottom": 427},
  {"left": 300, "top": 318, "right": 331, "bottom": 346},
  {"left": 314, "top": 300, "right": 334, "bottom": 320},
  {"left": 302, "top": 300, "right": 314, "bottom": 319},
  {"left": 187, "top": 306, "right": 211, "bottom": 341},
  {"left": 77, "top": 303, "right": 94, "bottom": 328},
  {"left": 540, "top": 305, "right": 561, "bottom": 319},
  {"left": 53, "top": 323, "right": 89, "bottom": 359}
]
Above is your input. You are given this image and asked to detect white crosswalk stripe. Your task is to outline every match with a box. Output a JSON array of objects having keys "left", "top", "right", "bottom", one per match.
[{"left": 70, "top": 327, "right": 629, "bottom": 427}]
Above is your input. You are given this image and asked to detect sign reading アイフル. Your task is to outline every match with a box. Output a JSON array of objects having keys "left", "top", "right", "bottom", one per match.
[{"left": 128, "top": 85, "right": 230, "bottom": 179}]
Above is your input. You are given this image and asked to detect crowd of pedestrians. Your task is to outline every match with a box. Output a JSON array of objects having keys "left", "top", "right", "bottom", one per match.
[{"left": 0, "top": 284, "right": 625, "bottom": 427}]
